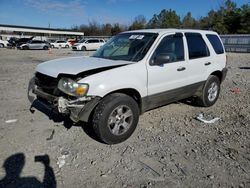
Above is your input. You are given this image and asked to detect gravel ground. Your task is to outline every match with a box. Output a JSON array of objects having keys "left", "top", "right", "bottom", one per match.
[{"left": 0, "top": 48, "right": 249, "bottom": 188}]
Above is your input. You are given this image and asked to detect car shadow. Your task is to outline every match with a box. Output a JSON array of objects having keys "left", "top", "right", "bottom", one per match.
[
  {"left": 0, "top": 153, "right": 56, "bottom": 188},
  {"left": 179, "top": 97, "right": 201, "bottom": 107},
  {"left": 30, "top": 99, "right": 103, "bottom": 143}
]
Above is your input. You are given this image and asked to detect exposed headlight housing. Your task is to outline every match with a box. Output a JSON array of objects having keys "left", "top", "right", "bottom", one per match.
[{"left": 58, "top": 77, "right": 88, "bottom": 97}]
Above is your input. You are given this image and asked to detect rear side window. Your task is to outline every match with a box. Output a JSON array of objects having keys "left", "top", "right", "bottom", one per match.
[
  {"left": 206, "top": 34, "right": 224, "bottom": 54},
  {"left": 185, "top": 33, "right": 210, "bottom": 59}
]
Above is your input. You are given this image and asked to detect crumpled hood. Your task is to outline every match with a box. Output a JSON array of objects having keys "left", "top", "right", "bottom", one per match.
[
  {"left": 73, "top": 43, "right": 81, "bottom": 46},
  {"left": 36, "top": 56, "right": 132, "bottom": 78}
]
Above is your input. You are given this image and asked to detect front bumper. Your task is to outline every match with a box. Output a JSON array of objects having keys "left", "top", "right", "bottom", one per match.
[
  {"left": 29, "top": 82, "right": 101, "bottom": 122},
  {"left": 71, "top": 46, "right": 80, "bottom": 50}
]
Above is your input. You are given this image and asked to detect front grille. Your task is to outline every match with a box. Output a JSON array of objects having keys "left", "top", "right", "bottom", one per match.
[{"left": 35, "top": 72, "right": 59, "bottom": 95}]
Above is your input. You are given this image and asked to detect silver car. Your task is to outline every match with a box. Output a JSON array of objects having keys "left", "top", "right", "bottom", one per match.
[{"left": 20, "top": 40, "right": 50, "bottom": 50}]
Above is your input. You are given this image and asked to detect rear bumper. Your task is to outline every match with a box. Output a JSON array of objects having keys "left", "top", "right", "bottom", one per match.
[{"left": 221, "top": 68, "right": 228, "bottom": 82}]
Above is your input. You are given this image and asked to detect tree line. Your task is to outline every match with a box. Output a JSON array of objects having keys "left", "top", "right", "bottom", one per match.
[{"left": 71, "top": 0, "right": 250, "bottom": 36}]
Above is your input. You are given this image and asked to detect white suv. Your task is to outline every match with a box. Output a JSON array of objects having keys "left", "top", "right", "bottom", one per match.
[
  {"left": 72, "top": 38, "right": 105, "bottom": 51},
  {"left": 30, "top": 29, "right": 227, "bottom": 144}
]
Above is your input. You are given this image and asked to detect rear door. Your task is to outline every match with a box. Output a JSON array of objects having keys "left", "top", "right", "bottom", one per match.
[{"left": 184, "top": 33, "right": 211, "bottom": 84}]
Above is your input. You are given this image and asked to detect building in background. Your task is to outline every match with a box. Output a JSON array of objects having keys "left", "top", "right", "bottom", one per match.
[{"left": 0, "top": 24, "right": 84, "bottom": 42}]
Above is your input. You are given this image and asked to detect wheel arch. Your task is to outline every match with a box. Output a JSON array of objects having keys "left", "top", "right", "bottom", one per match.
[
  {"left": 210, "top": 70, "right": 223, "bottom": 82},
  {"left": 103, "top": 88, "right": 142, "bottom": 113}
]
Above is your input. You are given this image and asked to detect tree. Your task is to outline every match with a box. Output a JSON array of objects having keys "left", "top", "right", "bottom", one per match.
[
  {"left": 147, "top": 14, "right": 160, "bottom": 28},
  {"left": 223, "top": 0, "right": 241, "bottom": 33},
  {"left": 111, "top": 23, "right": 122, "bottom": 35},
  {"left": 182, "top": 12, "right": 196, "bottom": 28},
  {"left": 129, "top": 15, "right": 146, "bottom": 30},
  {"left": 238, "top": 4, "right": 250, "bottom": 33},
  {"left": 101, "top": 23, "right": 112, "bottom": 36},
  {"left": 147, "top": 9, "right": 181, "bottom": 28},
  {"left": 159, "top": 9, "right": 181, "bottom": 28}
]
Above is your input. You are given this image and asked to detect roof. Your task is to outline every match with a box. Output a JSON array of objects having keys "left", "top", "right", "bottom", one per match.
[
  {"left": 123, "top": 28, "right": 218, "bottom": 35},
  {"left": 0, "top": 24, "right": 84, "bottom": 36}
]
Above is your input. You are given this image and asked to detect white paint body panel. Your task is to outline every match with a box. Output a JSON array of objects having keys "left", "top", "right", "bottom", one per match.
[
  {"left": 35, "top": 29, "right": 226, "bottom": 99},
  {"left": 36, "top": 56, "right": 133, "bottom": 78},
  {"left": 78, "top": 62, "right": 148, "bottom": 97}
]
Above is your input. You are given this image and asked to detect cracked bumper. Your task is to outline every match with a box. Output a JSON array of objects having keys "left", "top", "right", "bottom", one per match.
[{"left": 29, "top": 82, "right": 101, "bottom": 122}]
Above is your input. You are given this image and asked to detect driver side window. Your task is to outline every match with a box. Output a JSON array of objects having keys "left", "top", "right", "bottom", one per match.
[{"left": 153, "top": 35, "right": 184, "bottom": 64}]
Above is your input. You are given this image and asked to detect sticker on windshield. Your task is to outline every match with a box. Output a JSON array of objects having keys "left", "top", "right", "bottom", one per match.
[{"left": 129, "top": 35, "right": 144, "bottom": 40}]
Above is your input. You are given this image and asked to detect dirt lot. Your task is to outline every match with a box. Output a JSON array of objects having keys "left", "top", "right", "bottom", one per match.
[{"left": 0, "top": 48, "right": 249, "bottom": 188}]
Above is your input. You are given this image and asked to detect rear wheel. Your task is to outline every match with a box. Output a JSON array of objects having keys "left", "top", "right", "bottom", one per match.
[
  {"left": 43, "top": 46, "right": 48, "bottom": 50},
  {"left": 65, "top": 44, "right": 69, "bottom": 48},
  {"left": 197, "top": 75, "right": 221, "bottom": 107},
  {"left": 92, "top": 93, "right": 139, "bottom": 144}
]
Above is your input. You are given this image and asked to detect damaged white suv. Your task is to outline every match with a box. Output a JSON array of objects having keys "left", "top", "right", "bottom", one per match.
[{"left": 30, "top": 29, "right": 227, "bottom": 144}]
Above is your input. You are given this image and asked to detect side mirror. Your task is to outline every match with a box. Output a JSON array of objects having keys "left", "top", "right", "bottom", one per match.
[{"left": 153, "top": 54, "right": 171, "bottom": 65}]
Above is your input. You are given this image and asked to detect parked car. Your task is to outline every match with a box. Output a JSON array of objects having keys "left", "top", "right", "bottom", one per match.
[
  {"left": 72, "top": 38, "right": 105, "bottom": 51},
  {"left": 67, "top": 38, "right": 78, "bottom": 46},
  {"left": 14, "top": 37, "right": 34, "bottom": 48},
  {"left": 0, "top": 39, "right": 9, "bottom": 48},
  {"left": 30, "top": 29, "right": 227, "bottom": 144},
  {"left": 50, "top": 40, "right": 70, "bottom": 48},
  {"left": 20, "top": 40, "right": 50, "bottom": 50}
]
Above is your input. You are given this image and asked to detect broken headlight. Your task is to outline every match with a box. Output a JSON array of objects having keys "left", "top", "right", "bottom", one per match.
[{"left": 58, "top": 77, "right": 88, "bottom": 97}]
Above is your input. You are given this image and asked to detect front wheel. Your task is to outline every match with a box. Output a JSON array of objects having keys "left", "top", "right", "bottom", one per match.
[
  {"left": 81, "top": 46, "right": 86, "bottom": 51},
  {"left": 92, "top": 93, "right": 139, "bottom": 144},
  {"left": 23, "top": 46, "right": 29, "bottom": 50},
  {"left": 197, "top": 75, "right": 221, "bottom": 107}
]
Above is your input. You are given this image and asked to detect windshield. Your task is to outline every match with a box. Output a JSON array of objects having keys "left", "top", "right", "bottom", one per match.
[
  {"left": 78, "top": 38, "right": 86, "bottom": 43},
  {"left": 92, "top": 32, "right": 158, "bottom": 62}
]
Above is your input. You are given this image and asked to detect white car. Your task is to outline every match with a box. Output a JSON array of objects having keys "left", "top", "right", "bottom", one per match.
[
  {"left": 50, "top": 40, "right": 70, "bottom": 48},
  {"left": 20, "top": 40, "right": 50, "bottom": 50},
  {"left": 0, "top": 39, "right": 9, "bottom": 48},
  {"left": 31, "top": 29, "right": 227, "bottom": 144},
  {"left": 72, "top": 38, "right": 105, "bottom": 51}
]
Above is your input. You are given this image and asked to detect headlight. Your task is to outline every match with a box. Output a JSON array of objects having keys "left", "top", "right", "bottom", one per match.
[{"left": 58, "top": 77, "right": 88, "bottom": 97}]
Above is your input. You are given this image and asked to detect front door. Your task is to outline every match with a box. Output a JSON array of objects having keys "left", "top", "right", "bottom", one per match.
[{"left": 146, "top": 33, "right": 189, "bottom": 109}]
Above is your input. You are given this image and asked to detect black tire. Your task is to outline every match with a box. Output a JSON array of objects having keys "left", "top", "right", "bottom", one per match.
[
  {"left": 65, "top": 44, "right": 69, "bottom": 48},
  {"left": 0, "top": 43, "right": 4, "bottom": 48},
  {"left": 51, "top": 45, "right": 54, "bottom": 48},
  {"left": 197, "top": 75, "right": 221, "bottom": 107},
  {"left": 43, "top": 46, "right": 49, "bottom": 50},
  {"left": 81, "top": 46, "right": 86, "bottom": 51},
  {"left": 23, "top": 46, "right": 29, "bottom": 50},
  {"left": 92, "top": 93, "right": 139, "bottom": 144}
]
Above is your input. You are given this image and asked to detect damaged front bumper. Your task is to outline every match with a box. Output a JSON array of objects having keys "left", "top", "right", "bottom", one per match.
[{"left": 29, "top": 83, "right": 101, "bottom": 122}]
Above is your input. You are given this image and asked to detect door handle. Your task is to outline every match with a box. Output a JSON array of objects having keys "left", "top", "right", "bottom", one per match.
[
  {"left": 177, "top": 67, "right": 186, "bottom": 71},
  {"left": 205, "top": 62, "right": 211, "bottom": 66}
]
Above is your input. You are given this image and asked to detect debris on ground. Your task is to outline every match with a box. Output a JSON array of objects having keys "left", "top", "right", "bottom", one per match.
[
  {"left": 5, "top": 119, "right": 18, "bottom": 124},
  {"left": 195, "top": 114, "right": 220, "bottom": 124},
  {"left": 57, "top": 154, "right": 68, "bottom": 168},
  {"left": 230, "top": 88, "right": 240, "bottom": 93},
  {"left": 46, "top": 129, "right": 55, "bottom": 141}
]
